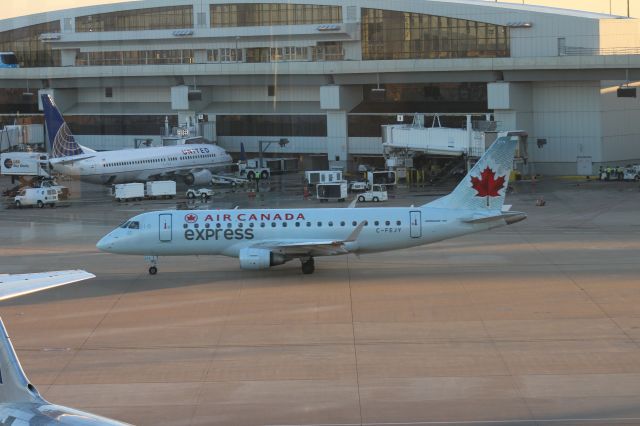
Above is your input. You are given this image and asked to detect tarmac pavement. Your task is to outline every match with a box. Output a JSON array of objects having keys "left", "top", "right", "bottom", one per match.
[{"left": 1, "top": 176, "right": 640, "bottom": 425}]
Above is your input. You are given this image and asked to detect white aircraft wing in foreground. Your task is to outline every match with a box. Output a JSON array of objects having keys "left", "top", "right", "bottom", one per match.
[
  {"left": 0, "top": 270, "right": 95, "bottom": 302},
  {"left": 0, "top": 270, "right": 131, "bottom": 425}
]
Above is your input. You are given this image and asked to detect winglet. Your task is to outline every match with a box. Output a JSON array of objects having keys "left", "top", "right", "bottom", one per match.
[
  {"left": 344, "top": 221, "right": 366, "bottom": 243},
  {"left": 0, "top": 317, "right": 44, "bottom": 404}
]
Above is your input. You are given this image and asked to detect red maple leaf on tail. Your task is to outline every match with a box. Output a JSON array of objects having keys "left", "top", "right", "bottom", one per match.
[{"left": 470, "top": 167, "right": 506, "bottom": 204}]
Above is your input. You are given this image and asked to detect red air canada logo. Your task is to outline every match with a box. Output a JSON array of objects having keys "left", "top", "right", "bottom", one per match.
[
  {"left": 471, "top": 167, "right": 506, "bottom": 205},
  {"left": 185, "top": 213, "right": 198, "bottom": 223}
]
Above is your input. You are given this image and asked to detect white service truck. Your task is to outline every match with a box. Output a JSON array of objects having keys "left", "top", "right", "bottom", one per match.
[
  {"left": 237, "top": 159, "right": 270, "bottom": 180},
  {"left": 112, "top": 183, "right": 145, "bottom": 202},
  {"left": 186, "top": 188, "right": 216, "bottom": 200},
  {"left": 145, "top": 181, "right": 176, "bottom": 199},
  {"left": 14, "top": 188, "right": 58, "bottom": 208},
  {"left": 1, "top": 152, "right": 51, "bottom": 178},
  {"left": 357, "top": 184, "right": 389, "bottom": 203}
]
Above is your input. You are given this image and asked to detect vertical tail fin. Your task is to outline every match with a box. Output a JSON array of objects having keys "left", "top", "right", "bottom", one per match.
[
  {"left": 425, "top": 136, "right": 518, "bottom": 211},
  {"left": 0, "top": 317, "right": 44, "bottom": 404},
  {"left": 240, "top": 142, "right": 247, "bottom": 162},
  {"left": 41, "top": 94, "right": 84, "bottom": 158}
]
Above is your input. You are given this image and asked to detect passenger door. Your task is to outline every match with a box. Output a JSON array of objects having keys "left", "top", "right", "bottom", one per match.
[
  {"left": 159, "top": 214, "right": 172, "bottom": 242},
  {"left": 409, "top": 211, "right": 421, "bottom": 239}
]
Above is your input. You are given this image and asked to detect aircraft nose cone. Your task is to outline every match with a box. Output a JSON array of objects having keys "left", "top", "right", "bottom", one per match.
[{"left": 96, "top": 236, "right": 113, "bottom": 252}]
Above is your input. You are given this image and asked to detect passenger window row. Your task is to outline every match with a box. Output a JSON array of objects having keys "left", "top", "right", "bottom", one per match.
[{"left": 183, "top": 220, "right": 402, "bottom": 229}]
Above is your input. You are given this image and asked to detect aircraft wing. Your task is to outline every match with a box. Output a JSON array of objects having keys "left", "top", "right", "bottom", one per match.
[
  {"left": 251, "top": 221, "right": 366, "bottom": 257},
  {"left": 49, "top": 154, "right": 96, "bottom": 164},
  {"left": 0, "top": 270, "right": 95, "bottom": 301}
]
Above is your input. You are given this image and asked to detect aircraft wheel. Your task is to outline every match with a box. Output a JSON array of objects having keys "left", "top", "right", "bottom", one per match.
[
  {"left": 148, "top": 266, "right": 158, "bottom": 275},
  {"left": 37, "top": 200, "right": 44, "bottom": 208},
  {"left": 301, "top": 258, "right": 315, "bottom": 275},
  {"left": 358, "top": 195, "right": 365, "bottom": 202}
]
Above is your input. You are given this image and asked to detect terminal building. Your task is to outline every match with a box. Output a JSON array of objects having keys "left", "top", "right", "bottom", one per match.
[{"left": 1, "top": 0, "right": 640, "bottom": 174}]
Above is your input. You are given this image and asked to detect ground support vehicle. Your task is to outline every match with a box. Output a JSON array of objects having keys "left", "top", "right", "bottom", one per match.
[
  {"left": 349, "top": 181, "right": 369, "bottom": 192},
  {"left": 145, "top": 181, "right": 176, "bottom": 199},
  {"left": 238, "top": 160, "right": 270, "bottom": 181},
  {"left": 305, "top": 170, "right": 343, "bottom": 186},
  {"left": 623, "top": 165, "right": 640, "bottom": 181},
  {"left": 35, "top": 179, "right": 70, "bottom": 199},
  {"left": 316, "top": 182, "right": 348, "bottom": 202},
  {"left": 367, "top": 171, "right": 397, "bottom": 188},
  {"left": 112, "top": 183, "right": 144, "bottom": 202},
  {"left": 14, "top": 188, "right": 58, "bottom": 208},
  {"left": 211, "top": 174, "right": 248, "bottom": 187},
  {"left": 357, "top": 184, "right": 389, "bottom": 203},
  {"left": 186, "top": 188, "right": 216, "bottom": 200}
]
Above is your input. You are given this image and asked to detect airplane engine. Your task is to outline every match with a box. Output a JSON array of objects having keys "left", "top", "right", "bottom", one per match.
[
  {"left": 184, "top": 170, "right": 212, "bottom": 186},
  {"left": 238, "top": 248, "right": 288, "bottom": 270}
]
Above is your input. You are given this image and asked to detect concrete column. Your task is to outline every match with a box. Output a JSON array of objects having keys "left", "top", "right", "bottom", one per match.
[
  {"left": 487, "top": 82, "right": 533, "bottom": 133},
  {"left": 320, "top": 85, "right": 363, "bottom": 170},
  {"left": 326, "top": 111, "right": 348, "bottom": 170}
]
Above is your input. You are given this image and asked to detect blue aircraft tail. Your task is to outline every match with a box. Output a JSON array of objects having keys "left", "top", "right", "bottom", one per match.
[{"left": 42, "top": 94, "right": 84, "bottom": 158}]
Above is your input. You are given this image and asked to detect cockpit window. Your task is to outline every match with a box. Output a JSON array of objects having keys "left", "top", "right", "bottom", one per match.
[
  {"left": 128, "top": 221, "right": 140, "bottom": 229},
  {"left": 119, "top": 221, "right": 130, "bottom": 229}
]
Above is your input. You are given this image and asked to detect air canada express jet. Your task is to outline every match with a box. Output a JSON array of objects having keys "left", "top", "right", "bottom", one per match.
[
  {"left": 42, "top": 94, "right": 232, "bottom": 185},
  {"left": 97, "top": 136, "right": 526, "bottom": 275}
]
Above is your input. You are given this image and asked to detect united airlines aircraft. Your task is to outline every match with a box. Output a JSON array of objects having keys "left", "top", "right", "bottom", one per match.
[
  {"left": 42, "top": 94, "right": 232, "bottom": 185},
  {"left": 97, "top": 136, "right": 526, "bottom": 275}
]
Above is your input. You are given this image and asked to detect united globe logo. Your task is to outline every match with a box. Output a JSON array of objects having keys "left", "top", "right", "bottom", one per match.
[{"left": 3, "top": 158, "right": 12, "bottom": 169}]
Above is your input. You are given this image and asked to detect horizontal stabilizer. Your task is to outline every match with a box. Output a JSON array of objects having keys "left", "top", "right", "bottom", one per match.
[{"left": 463, "top": 211, "right": 527, "bottom": 225}]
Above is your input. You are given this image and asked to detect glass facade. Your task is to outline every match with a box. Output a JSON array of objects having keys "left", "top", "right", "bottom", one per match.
[
  {"left": 76, "top": 6, "right": 193, "bottom": 32},
  {"left": 65, "top": 115, "right": 177, "bottom": 135},
  {"left": 217, "top": 115, "right": 327, "bottom": 137},
  {"left": 76, "top": 50, "right": 194, "bottom": 66},
  {"left": 361, "top": 8, "right": 509, "bottom": 60},
  {"left": 0, "top": 21, "right": 61, "bottom": 67},
  {"left": 211, "top": 3, "right": 341, "bottom": 28}
]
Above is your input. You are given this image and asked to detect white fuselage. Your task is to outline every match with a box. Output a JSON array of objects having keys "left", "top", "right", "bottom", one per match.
[
  {"left": 97, "top": 206, "right": 503, "bottom": 258},
  {"left": 50, "top": 144, "right": 231, "bottom": 184}
]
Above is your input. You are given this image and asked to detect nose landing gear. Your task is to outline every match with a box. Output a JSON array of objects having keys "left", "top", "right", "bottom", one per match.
[
  {"left": 301, "top": 257, "right": 315, "bottom": 275},
  {"left": 145, "top": 255, "right": 159, "bottom": 275}
]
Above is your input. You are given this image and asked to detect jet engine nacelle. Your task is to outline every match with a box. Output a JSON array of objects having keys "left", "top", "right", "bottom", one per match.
[
  {"left": 184, "top": 170, "right": 212, "bottom": 186},
  {"left": 238, "top": 248, "right": 288, "bottom": 270}
]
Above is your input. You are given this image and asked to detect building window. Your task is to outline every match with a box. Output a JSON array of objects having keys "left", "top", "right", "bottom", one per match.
[
  {"left": 313, "top": 42, "right": 344, "bottom": 61},
  {"left": 0, "top": 21, "right": 61, "bottom": 68},
  {"left": 64, "top": 115, "right": 178, "bottom": 135},
  {"left": 219, "top": 48, "right": 242, "bottom": 63},
  {"left": 361, "top": 8, "right": 510, "bottom": 60},
  {"left": 76, "top": 50, "right": 194, "bottom": 66},
  {"left": 217, "top": 115, "right": 327, "bottom": 137},
  {"left": 267, "top": 85, "right": 275, "bottom": 97},
  {"left": 76, "top": 6, "right": 193, "bottom": 32},
  {"left": 105, "top": 87, "right": 113, "bottom": 98},
  {"left": 211, "top": 3, "right": 342, "bottom": 28}
]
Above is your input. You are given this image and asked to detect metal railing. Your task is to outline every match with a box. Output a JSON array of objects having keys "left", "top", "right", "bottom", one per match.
[{"left": 561, "top": 46, "right": 640, "bottom": 56}]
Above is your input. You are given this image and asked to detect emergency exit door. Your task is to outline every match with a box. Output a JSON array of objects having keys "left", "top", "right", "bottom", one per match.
[
  {"left": 410, "top": 211, "right": 422, "bottom": 238},
  {"left": 159, "top": 214, "right": 172, "bottom": 242}
]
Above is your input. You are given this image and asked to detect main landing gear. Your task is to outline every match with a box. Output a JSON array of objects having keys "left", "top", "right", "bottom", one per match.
[
  {"left": 301, "top": 257, "right": 315, "bottom": 275},
  {"left": 145, "top": 255, "right": 158, "bottom": 275}
]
